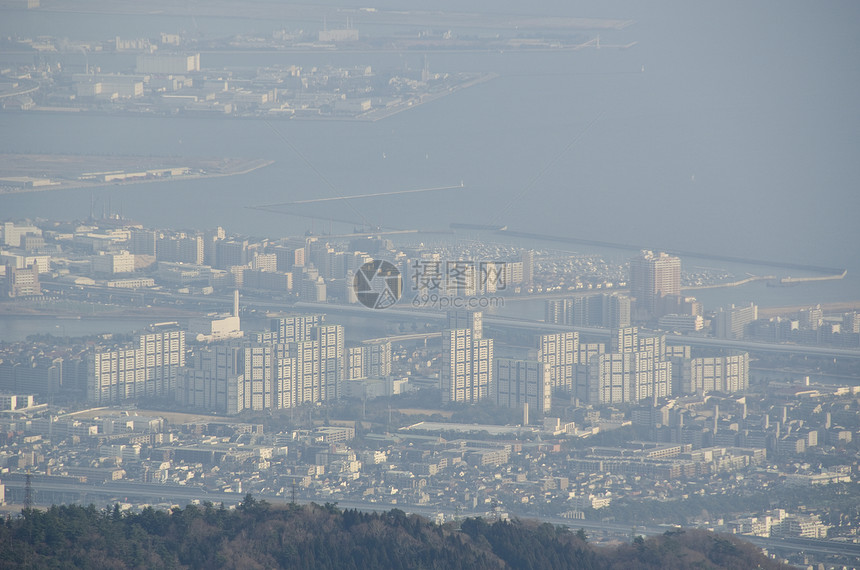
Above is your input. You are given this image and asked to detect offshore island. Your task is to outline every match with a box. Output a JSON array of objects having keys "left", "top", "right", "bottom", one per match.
[{"left": 0, "top": 153, "right": 273, "bottom": 195}]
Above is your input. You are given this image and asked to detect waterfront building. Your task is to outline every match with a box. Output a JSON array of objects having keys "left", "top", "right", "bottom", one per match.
[
  {"left": 629, "top": 250, "right": 680, "bottom": 319},
  {"left": 521, "top": 249, "right": 535, "bottom": 284},
  {"left": 842, "top": 311, "right": 860, "bottom": 334},
  {"left": 798, "top": 305, "right": 824, "bottom": 330}
]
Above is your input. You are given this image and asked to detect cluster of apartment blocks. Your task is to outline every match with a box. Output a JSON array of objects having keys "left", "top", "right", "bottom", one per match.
[
  {"left": 87, "top": 315, "right": 395, "bottom": 415},
  {"left": 441, "top": 310, "right": 749, "bottom": 415}
]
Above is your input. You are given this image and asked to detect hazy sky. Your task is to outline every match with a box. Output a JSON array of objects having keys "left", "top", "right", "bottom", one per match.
[{"left": 1, "top": 0, "right": 858, "bottom": 271}]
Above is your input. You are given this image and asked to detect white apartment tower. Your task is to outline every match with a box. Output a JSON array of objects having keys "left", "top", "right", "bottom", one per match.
[
  {"left": 88, "top": 327, "right": 185, "bottom": 404},
  {"left": 442, "top": 311, "right": 493, "bottom": 404},
  {"left": 629, "top": 250, "right": 681, "bottom": 318}
]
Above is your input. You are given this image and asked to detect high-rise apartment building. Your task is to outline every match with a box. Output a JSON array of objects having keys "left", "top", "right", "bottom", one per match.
[
  {"left": 447, "top": 310, "right": 482, "bottom": 335},
  {"left": 270, "top": 314, "right": 325, "bottom": 343},
  {"left": 441, "top": 311, "right": 493, "bottom": 403},
  {"left": 714, "top": 303, "right": 758, "bottom": 339},
  {"left": 686, "top": 353, "right": 749, "bottom": 394},
  {"left": 629, "top": 250, "right": 681, "bottom": 318},
  {"left": 177, "top": 345, "right": 243, "bottom": 414},
  {"left": 129, "top": 228, "right": 156, "bottom": 255},
  {"left": 495, "top": 358, "right": 551, "bottom": 414},
  {"left": 573, "top": 328, "right": 673, "bottom": 405},
  {"left": 178, "top": 318, "right": 344, "bottom": 414},
  {"left": 537, "top": 332, "right": 577, "bottom": 392},
  {"left": 88, "top": 326, "right": 185, "bottom": 404},
  {"left": 215, "top": 239, "right": 248, "bottom": 269},
  {"left": 347, "top": 341, "right": 392, "bottom": 380},
  {"left": 584, "top": 350, "right": 671, "bottom": 405},
  {"left": 521, "top": 249, "right": 535, "bottom": 284},
  {"left": 545, "top": 293, "right": 631, "bottom": 328},
  {"left": 292, "top": 324, "right": 345, "bottom": 404}
]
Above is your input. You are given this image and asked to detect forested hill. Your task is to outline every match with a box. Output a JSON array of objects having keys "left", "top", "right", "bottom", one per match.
[{"left": 2, "top": 497, "right": 788, "bottom": 569}]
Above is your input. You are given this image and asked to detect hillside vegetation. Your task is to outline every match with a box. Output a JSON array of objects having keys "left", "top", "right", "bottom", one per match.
[{"left": 1, "top": 497, "right": 788, "bottom": 569}]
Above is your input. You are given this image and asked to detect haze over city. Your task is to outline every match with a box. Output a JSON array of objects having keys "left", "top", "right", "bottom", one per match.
[{"left": 0, "top": 1, "right": 858, "bottom": 568}]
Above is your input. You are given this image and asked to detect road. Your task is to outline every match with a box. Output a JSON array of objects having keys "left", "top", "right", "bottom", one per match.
[{"left": 32, "top": 283, "right": 860, "bottom": 361}]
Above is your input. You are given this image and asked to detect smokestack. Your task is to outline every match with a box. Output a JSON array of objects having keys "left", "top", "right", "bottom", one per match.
[
  {"left": 523, "top": 402, "right": 529, "bottom": 426},
  {"left": 233, "top": 289, "right": 239, "bottom": 318}
]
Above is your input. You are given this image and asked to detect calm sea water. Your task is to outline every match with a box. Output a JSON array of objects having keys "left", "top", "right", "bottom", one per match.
[{"left": 1, "top": 1, "right": 858, "bottom": 324}]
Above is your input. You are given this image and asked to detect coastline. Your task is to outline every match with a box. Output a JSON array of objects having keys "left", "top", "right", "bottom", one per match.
[{"left": 0, "top": 155, "right": 274, "bottom": 196}]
